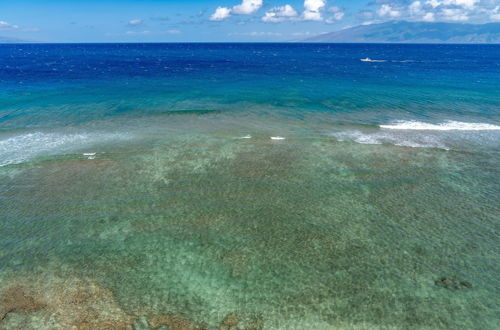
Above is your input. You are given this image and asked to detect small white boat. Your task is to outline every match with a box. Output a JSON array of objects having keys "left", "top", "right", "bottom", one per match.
[
  {"left": 361, "top": 58, "right": 387, "bottom": 63},
  {"left": 270, "top": 136, "right": 285, "bottom": 140}
]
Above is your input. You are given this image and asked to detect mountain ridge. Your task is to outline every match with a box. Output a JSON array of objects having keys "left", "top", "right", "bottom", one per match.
[{"left": 302, "top": 21, "right": 500, "bottom": 44}]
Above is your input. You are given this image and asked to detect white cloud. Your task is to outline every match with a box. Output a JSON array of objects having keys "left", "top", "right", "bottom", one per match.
[
  {"left": 210, "top": 7, "right": 232, "bottom": 21},
  {"left": 443, "top": 0, "right": 479, "bottom": 10},
  {"left": 128, "top": 19, "right": 143, "bottom": 26},
  {"left": 262, "top": 5, "right": 298, "bottom": 23},
  {"left": 325, "top": 7, "right": 345, "bottom": 23},
  {"left": 0, "top": 21, "right": 19, "bottom": 30},
  {"left": 377, "top": 0, "right": 498, "bottom": 23},
  {"left": 303, "top": 0, "right": 326, "bottom": 21},
  {"left": 422, "top": 12, "right": 436, "bottom": 21},
  {"left": 409, "top": 1, "right": 424, "bottom": 16},
  {"left": 210, "top": 0, "right": 262, "bottom": 21},
  {"left": 262, "top": 1, "right": 333, "bottom": 23},
  {"left": 491, "top": 6, "right": 500, "bottom": 21},
  {"left": 377, "top": 4, "right": 401, "bottom": 18},
  {"left": 424, "top": 0, "right": 480, "bottom": 10},
  {"left": 426, "top": 0, "right": 441, "bottom": 8},
  {"left": 232, "top": 0, "right": 263, "bottom": 15},
  {"left": 441, "top": 8, "right": 469, "bottom": 21}
]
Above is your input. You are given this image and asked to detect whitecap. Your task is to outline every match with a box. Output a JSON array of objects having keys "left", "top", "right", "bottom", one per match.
[
  {"left": 0, "top": 131, "right": 127, "bottom": 167},
  {"left": 380, "top": 121, "right": 500, "bottom": 131},
  {"left": 330, "top": 130, "right": 449, "bottom": 150}
]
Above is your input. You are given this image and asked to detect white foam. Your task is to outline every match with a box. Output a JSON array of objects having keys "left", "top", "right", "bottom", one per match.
[
  {"left": 83, "top": 152, "right": 97, "bottom": 160},
  {"left": 271, "top": 136, "right": 286, "bottom": 140},
  {"left": 0, "top": 131, "right": 127, "bottom": 167},
  {"left": 380, "top": 121, "right": 500, "bottom": 131},
  {"left": 240, "top": 135, "right": 252, "bottom": 139},
  {"left": 331, "top": 130, "right": 449, "bottom": 150}
]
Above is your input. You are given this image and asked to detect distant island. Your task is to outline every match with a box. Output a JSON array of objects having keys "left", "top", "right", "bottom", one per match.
[
  {"left": 302, "top": 21, "right": 500, "bottom": 44},
  {"left": 0, "top": 36, "right": 28, "bottom": 43}
]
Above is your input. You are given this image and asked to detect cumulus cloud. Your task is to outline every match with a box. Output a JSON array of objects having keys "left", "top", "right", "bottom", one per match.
[
  {"left": 422, "top": 12, "right": 436, "bottom": 21},
  {"left": 441, "top": 8, "right": 469, "bottom": 21},
  {"left": 210, "top": 7, "right": 232, "bottom": 21},
  {"left": 442, "top": 0, "right": 479, "bottom": 10},
  {"left": 303, "top": 0, "right": 326, "bottom": 21},
  {"left": 262, "top": 5, "right": 299, "bottom": 23},
  {"left": 326, "top": 6, "right": 345, "bottom": 23},
  {"left": 210, "top": 0, "right": 262, "bottom": 21},
  {"left": 374, "top": 0, "right": 497, "bottom": 23},
  {"left": 232, "top": 0, "right": 263, "bottom": 15},
  {"left": 377, "top": 4, "right": 401, "bottom": 18},
  {"left": 491, "top": 6, "right": 500, "bottom": 21},
  {"left": 261, "top": 1, "right": 338, "bottom": 23},
  {"left": 409, "top": 1, "right": 424, "bottom": 16}
]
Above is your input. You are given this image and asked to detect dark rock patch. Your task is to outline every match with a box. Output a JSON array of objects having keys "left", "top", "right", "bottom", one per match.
[
  {"left": 435, "top": 277, "right": 472, "bottom": 290},
  {"left": 0, "top": 286, "right": 46, "bottom": 321}
]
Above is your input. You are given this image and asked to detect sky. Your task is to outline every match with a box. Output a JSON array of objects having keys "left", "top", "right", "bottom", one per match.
[{"left": 0, "top": 0, "right": 499, "bottom": 42}]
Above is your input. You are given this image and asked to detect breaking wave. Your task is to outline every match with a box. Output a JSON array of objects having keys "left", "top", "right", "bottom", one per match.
[
  {"left": 380, "top": 121, "right": 500, "bottom": 131},
  {"left": 0, "top": 131, "right": 129, "bottom": 167}
]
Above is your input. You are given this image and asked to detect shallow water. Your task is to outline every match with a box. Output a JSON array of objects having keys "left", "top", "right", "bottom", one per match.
[{"left": 0, "top": 44, "right": 499, "bottom": 329}]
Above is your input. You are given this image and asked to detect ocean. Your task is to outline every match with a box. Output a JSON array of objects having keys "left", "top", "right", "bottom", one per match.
[{"left": 0, "top": 43, "right": 499, "bottom": 329}]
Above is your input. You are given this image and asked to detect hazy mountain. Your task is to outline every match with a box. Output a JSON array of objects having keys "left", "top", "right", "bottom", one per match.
[
  {"left": 0, "top": 36, "right": 28, "bottom": 43},
  {"left": 302, "top": 21, "right": 500, "bottom": 43}
]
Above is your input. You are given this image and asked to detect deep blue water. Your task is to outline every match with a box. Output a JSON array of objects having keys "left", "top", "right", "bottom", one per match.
[{"left": 1, "top": 43, "right": 499, "bottom": 130}]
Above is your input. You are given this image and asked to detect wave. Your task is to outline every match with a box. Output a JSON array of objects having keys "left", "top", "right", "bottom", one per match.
[
  {"left": 331, "top": 130, "right": 449, "bottom": 150},
  {"left": 0, "top": 131, "right": 128, "bottom": 167},
  {"left": 380, "top": 121, "right": 500, "bottom": 131}
]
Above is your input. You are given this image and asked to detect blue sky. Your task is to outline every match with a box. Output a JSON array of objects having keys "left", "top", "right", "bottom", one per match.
[{"left": 1, "top": 0, "right": 499, "bottom": 42}]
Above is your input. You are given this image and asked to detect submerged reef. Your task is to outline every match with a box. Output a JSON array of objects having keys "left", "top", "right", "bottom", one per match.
[
  {"left": 0, "top": 276, "right": 132, "bottom": 329},
  {"left": 0, "top": 274, "right": 266, "bottom": 330},
  {"left": 435, "top": 277, "right": 472, "bottom": 291}
]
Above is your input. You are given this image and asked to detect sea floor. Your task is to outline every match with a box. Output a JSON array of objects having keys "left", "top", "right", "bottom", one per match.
[{"left": 1, "top": 113, "right": 499, "bottom": 329}]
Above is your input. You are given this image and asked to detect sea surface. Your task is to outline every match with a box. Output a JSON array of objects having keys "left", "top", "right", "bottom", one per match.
[{"left": 0, "top": 43, "right": 499, "bottom": 329}]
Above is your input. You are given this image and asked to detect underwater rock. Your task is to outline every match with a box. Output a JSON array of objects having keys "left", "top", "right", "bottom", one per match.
[
  {"left": 0, "top": 286, "right": 46, "bottom": 321},
  {"left": 149, "top": 314, "right": 207, "bottom": 330},
  {"left": 219, "top": 313, "right": 239, "bottom": 330},
  {"left": 435, "top": 277, "right": 472, "bottom": 290},
  {"left": 0, "top": 277, "right": 133, "bottom": 329},
  {"left": 243, "top": 315, "right": 264, "bottom": 330}
]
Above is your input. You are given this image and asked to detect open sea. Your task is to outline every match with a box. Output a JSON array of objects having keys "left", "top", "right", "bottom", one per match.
[{"left": 0, "top": 43, "right": 499, "bottom": 329}]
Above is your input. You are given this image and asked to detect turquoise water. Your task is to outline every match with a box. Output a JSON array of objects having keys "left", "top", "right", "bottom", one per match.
[{"left": 0, "top": 44, "right": 499, "bottom": 329}]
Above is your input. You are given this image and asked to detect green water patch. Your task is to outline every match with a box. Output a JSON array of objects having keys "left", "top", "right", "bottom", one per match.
[{"left": 0, "top": 134, "right": 498, "bottom": 329}]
